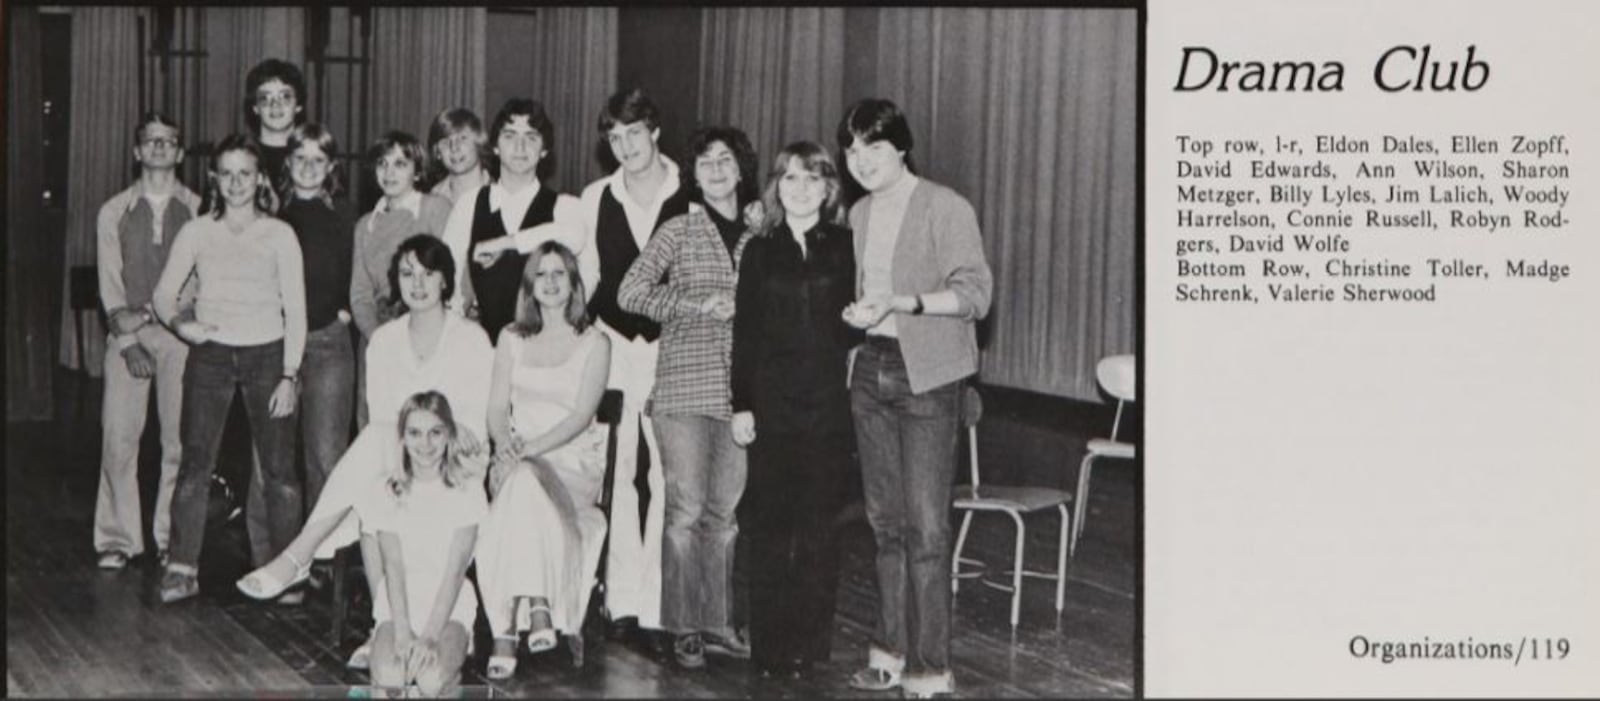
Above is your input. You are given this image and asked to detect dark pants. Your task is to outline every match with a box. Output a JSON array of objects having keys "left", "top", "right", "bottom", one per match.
[
  {"left": 850, "top": 338, "right": 961, "bottom": 674},
  {"left": 168, "top": 340, "right": 301, "bottom": 570},
  {"left": 298, "top": 320, "right": 355, "bottom": 512},
  {"left": 740, "top": 428, "right": 851, "bottom": 667}
]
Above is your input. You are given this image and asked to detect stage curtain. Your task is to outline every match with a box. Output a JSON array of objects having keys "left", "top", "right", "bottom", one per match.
[
  {"left": 367, "top": 7, "right": 486, "bottom": 144},
  {"left": 873, "top": 8, "right": 1137, "bottom": 400},
  {"left": 60, "top": 7, "right": 142, "bottom": 377},
  {"left": 517, "top": 7, "right": 618, "bottom": 194},
  {"left": 697, "top": 8, "right": 844, "bottom": 166},
  {"left": 8, "top": 7, "right": 55, "bottom": 419}
]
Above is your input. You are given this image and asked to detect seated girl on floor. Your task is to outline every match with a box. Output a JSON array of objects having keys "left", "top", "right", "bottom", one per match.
[{"left": 362, "top": 390, "right": 487, "bottom": 697}]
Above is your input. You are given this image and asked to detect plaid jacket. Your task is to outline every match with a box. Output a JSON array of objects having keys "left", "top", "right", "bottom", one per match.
[{"left": 617, "top": 204, "right": 742, "bottom": 418}]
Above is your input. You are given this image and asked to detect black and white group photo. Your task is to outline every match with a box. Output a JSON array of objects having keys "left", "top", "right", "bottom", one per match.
[{"left": 4, "top": 5, "right": 1138, "bottom": 698}]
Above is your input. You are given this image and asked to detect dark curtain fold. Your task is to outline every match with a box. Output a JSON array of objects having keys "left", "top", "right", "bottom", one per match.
[
  {"left": 697, "top": 8, "right": 844, "bottom": 162},
  {"left": 367, "top": 7, "right": 486, "bottom": 145},
  {"left": 521, "top": 7, "right": 618, "bottom": 194},
  {"left": 7, "top": 7, "right": 55, "bottom": 420}
]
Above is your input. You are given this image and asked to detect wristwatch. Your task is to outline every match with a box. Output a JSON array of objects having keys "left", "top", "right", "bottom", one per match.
[{"left": 911, "top": 295, "right": 926, "bottom": 315}]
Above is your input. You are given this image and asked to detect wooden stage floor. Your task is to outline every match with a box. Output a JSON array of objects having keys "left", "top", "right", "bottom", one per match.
[{"left": 6, "top": 375, "right": 1136, "bottom": 698}]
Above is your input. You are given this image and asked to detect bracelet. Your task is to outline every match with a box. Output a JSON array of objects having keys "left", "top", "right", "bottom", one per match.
[{"left": 280, "top": 374, "right": 299, "bottom": 385}]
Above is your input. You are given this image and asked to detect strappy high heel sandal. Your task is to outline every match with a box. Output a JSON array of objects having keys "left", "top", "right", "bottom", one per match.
[
  {"left": 519, "top": 599, "right": 557, "bottom": 654},
  {"left": 235, "top": 551, "right": 310, "bottom": 600},
  {"left": 486, "top": 636, "right": 519, "bottom": 680}
]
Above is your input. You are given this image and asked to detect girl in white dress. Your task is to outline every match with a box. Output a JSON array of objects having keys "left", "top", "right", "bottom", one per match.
[
  {"left": 478, "top": 240, "right": 611, "bottom": 678},
  {"left": 236, "top": 234, "right": 493, "bottom": 670},
  {"left": 363, "top": 390, "right": 487, "bottom": 697}
]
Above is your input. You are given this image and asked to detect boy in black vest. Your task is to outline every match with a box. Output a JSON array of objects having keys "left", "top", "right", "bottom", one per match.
[{"left": 575, "top": 88, "right": 691, "bottom": 642}]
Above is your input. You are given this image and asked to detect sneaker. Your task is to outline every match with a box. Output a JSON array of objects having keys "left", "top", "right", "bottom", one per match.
[
  {"left": 848, "top": 665, "right": 901, "bottom": 692},
  {"left": 674, "top": 633, "right": 706, "bottom": 669},
  {"left": 97, "top": 551, "right": 130, "bottom": 570},
  {"left": 702, "top": 629, "right": 751, "bottom": 660}
]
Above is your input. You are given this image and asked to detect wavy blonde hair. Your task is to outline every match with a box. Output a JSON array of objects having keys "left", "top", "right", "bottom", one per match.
[{"left": 387, "top": 391, "right": 477, "bottom": 501}]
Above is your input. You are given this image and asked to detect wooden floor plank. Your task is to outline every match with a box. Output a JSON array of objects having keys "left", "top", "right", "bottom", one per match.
[{"left": 6, "top": 376, "right": 1136, "bottom": 697}]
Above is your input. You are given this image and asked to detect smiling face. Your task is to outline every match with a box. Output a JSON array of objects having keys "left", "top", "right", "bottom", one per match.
[
  {"left": 134, "top": 123, "right": 184, "bottom": 172},
  {"left": 495, "top": 116, "right": 546, "bottom": 179},
  {"left": 844, "top": 138, "right": 907, "bottom": 194},
  {"left": 212, "top": 149, "right": 262, "bottom": 212},
  {"left": 396, "top": 251, "right": 445, "bottom": 312},
  {"left": 252, "top": 78, "right": 301, "bottom": 134},
  {"left": 374, "top": 147, "right": 418, "bottom": 199},
  {"left": 694, "top": 140, "right": 740, "bottom": 205},
  {"left": 435, "top": 129, "right": 483, "bottom": 176},
  {"left": 402, "top": 408, "right": 450, "bottom": 472},
  {"left": 530, "top": 252, "right": 573, "bottom": 311},
  {"left": 606, "top": 121, "right": 659, "bottom": 175},
  {"left": 778, "top": 156, "right": 829, "bottom": 221},
  {"left": 288, "top": 140, "right": 331, "bottom": 196}
]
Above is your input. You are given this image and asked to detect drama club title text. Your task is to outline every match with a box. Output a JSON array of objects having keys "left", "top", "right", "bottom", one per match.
[{"left": 1175, "top": 45, "right": 1490, "bottom": 92}]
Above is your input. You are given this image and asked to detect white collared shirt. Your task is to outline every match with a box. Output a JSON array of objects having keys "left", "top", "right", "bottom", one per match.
[{"left": 440, "top": 179, "right": 587, "bottom": 311}]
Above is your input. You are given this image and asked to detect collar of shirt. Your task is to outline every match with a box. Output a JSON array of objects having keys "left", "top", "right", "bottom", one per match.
[
  {"left": 607, "top": 155, "right": 681, "bottom": 214},
  {"left": 373, "top": 190, "right": 423, "bottom": 218},
  {"left": 489, "top": 179, "right": 542, "bottom": 220},
  {"left": 124, "top": 181, "right": 197, "bottom": 244}
]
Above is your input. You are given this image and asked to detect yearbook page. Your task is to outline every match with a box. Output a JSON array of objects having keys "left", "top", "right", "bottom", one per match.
[{"left": 1144, "top": 0, "right": 1599, "bottom": 696}]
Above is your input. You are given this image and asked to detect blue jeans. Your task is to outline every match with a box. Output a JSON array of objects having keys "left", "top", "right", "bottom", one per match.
[
  {"left": 167, "top": 340, "right": 301, "bottom": 570},
  {"left": 298, "top": 320, "right": 355, "bottom": 511},
  {"left": 653, "top": 413, "right": 747, "bottom": 636},
  {"left": 850, "top": 337, "right": 961, "bottom": 674}
]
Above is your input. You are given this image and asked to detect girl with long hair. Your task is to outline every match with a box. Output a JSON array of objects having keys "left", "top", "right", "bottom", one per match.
[
  {"left": 363, "top": 390, "right": 487, "bottom": 697},
  {"left": 153, "top": 133, "right": 306, "bottom": 604},
  {"left": 477, "top": 240, "right": 612, "bottom": 678}
]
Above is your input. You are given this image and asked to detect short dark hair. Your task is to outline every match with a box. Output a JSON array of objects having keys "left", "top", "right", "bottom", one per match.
[
  {"left": 510, "top": 240, "right": 590, "bottom": 338},
  {"left": 836, "top": 98, "right": 914, "bottom": 154},
  {"left": 366, "top": 131, "right": 429, "bottom": 184},
  {"left": 243, "top": 59, "right": 307, "bottom": 134},
  {"left": 425, "top": 107, "right": 488, "bottom": 186},
  {"left": 488, "top": 98, "right": 556, "bottom": 180},
  {"left": 284, "top": 122, "right": 344, "bottom": 200},
  {"left": 682, "top": 126, "right": 759, "bottom": 208},
  {"left": 200, "top": 133, "right": 278, "bottom": 218},
  {"left": 597, "top": 87, "right": 659, "bottom": 133},
  {"left": 387, "top": 234, "right": 457, "bottom": 309}
]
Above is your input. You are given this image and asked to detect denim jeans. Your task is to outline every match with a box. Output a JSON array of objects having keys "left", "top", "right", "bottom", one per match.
[
  {"left": 167, "top": 340, "right": 301, "bottom": 571},
  {"left": 298, "top": 320, "right": 355, "bottom": 511},
  {"left": 653, "top": 413, "right": 747, "bottom": 636},
  {"left": 94, "top": 325, "right": 188, "bottom": 556},
  {"left": 850, "top": 337, "right": 961, "bottom": 674}
]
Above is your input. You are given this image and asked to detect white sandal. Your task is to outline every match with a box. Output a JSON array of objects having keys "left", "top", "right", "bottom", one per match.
[
  {"left": 486, "top": 636, "right": 519, "bottom": 680},
  {"left": 235, "top": 552, "right": 309, "bottom": 600}
]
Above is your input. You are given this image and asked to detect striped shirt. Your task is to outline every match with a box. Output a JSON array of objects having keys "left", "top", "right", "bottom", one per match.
[{"left": 617, "top": 203, "right": 742, "bottom": 418}]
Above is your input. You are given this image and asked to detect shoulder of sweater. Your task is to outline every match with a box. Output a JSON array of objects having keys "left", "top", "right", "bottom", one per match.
[
  {"left": 913, "top": 178, "right": 973, "bottom": 213},
  {"left": 420, "top": 193, "right": 454, "bottom": 215}
]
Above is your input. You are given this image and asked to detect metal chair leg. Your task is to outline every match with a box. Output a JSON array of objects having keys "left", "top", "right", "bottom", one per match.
[
  {"left": 951, "top": 511, "right": 975, "bottom": 594},
  {"left": 1055, "top": 504, "right": 1070, "bottom": 614},
  {"left": 1073, "top": 454, "right": 1096, "bottom": 555},
  {"left": 1007, "top": 511, "right": 1025, "bottom": 630}
]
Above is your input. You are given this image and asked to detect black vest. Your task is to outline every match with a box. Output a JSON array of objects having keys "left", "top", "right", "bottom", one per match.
[
  {"left": 588, "top": 185, "right": 689, "bottom": 342},
  {"left": 468, "top": 185, "right": 557, "bottom": 338}
]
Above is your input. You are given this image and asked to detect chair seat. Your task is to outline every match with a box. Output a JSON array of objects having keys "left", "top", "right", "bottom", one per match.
[
  {"left": 1086, "top": 438, "right": 1134, "bottom": 459},
  {"left": 954, "top": 485, "right": 1072, "bottom": 512}
]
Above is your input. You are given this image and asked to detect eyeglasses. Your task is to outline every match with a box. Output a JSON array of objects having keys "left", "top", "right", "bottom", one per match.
[
  {"left": 255, "top": 91, "right": 297, "bottom": 107},
  {"left": 141, "top": 137, "right": 180, "bottom": 149}
]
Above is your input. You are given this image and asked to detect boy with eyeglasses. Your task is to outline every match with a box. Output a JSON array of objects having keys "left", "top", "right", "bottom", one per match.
[
  {"left": 244, "top": 58, "right": 308, "bottom": 194},
  {"left": 93, "top": 111, "right": 204, "bottom": 570}
]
